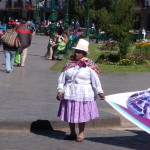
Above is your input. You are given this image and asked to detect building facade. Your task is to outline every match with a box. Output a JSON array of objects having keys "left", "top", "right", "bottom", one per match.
[
  {"left": 0, "top": 0, "right": 65, "bottom": 23},
  {"left": 135, "top": 0, "right": 150, "bottom": 30},
  {"left": 0, "top": 0, "right": 150, "bottom": 30}
]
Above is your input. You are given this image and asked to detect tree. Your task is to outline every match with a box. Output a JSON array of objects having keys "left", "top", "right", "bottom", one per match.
[
  {"left": 98, "top": 0, "right": 135, "bottom": 59},
  {"left": 69, "top": 0, "right": 135, "bottom": 59},
  {"left": 69, "top": 0, "right": 111, "bottom": 28},
  {"left": 69, "top": 0, "right": 112, "bottom": 27},
  {"left": 69, "top": 0, "right": 85, "bottom": 20}
]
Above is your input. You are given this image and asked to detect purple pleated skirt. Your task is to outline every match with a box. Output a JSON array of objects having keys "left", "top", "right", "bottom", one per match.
[{"left": 57, "top": 99, "right": 99, "bottom": 123}]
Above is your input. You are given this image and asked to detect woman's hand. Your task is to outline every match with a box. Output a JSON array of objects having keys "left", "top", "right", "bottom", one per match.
[
  {"left": 57, "top": 92, "right": 63, "bottom": 101},
  {"left": 98, "top": 93, "right": 105, "bottom": 100},
  {"left": 51, "top": 42, "right": 56, "bottom": 46}
]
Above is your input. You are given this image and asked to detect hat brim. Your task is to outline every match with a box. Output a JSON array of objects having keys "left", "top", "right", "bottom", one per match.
[{"left": 73, "top": 48, "right": 89, "bottom": 54}]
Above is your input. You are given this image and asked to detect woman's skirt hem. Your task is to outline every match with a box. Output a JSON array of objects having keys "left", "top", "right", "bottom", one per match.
[{"left": 57, "top": 99, "right": 100, "bottom": 123}]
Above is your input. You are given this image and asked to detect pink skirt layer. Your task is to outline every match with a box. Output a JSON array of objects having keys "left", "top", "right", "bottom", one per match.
[{"left": 57, "top": 99, "right": 99, "bottom": 123}]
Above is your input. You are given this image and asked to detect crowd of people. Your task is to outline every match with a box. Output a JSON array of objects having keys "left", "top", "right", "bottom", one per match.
[
  {"left": 45, "top": 28, "right": 83, "bottom": 60},
  {"left": 0, "top": 17, "right": 85, "bottom": 73}
]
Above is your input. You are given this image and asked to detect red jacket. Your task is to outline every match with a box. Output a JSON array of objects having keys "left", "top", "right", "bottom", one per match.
[{"left": 16, "top": 25, "right": 32, "bottom": 47}]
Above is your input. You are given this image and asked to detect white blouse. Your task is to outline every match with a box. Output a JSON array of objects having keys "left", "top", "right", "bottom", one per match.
[{"left": 57, "top": 65, "right": 104, "bottom": 101}]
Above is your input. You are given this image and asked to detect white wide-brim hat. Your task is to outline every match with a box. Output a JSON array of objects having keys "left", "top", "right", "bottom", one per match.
[{"left": 73, "top": 39, "right": 89, "bottom": 53}]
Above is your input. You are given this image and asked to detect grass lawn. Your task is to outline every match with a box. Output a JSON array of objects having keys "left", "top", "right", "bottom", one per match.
[
  {"left": 99, "top": 64, "right": 150, "bottom": 73},
  {"left": 52, "top": 43, "right": 150, "bottom": 73}
]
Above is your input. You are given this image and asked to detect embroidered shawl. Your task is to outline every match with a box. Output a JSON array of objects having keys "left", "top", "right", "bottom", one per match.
[{"left": 62, "top": 57, "right": 100, "bottom": 74}]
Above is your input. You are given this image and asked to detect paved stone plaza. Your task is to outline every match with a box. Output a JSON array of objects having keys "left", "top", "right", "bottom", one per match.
[
  {"left": 0, "top": 127, "right": 149, "bottom": 150},
  {"left": 0, "top": 35, "right": 150, "bottom": 149}
]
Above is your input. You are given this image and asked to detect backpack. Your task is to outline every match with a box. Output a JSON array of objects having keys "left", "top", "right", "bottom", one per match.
[{"left": 1, "top": 29, "right": 21, "bottom": 48}]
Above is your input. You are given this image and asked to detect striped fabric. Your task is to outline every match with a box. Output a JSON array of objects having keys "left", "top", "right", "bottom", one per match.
[{"left": 62, "top": 57, "right": 100, "bottom": 74}]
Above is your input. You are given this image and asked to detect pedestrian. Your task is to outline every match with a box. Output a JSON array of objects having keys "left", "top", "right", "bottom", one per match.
[
  {"left": 55, "top": 31, "right": 70, "bottom": 52},
  {"left": 0, "top": 23, "right": 3, "bottom": 46},
  {"left": 62, "top": 31, "right": 69, "bottom": 44},
  {"left": 69, "top": 29, "right": 75, "bottom": 41},
  {"left": 8, "top": 19, "right": 16, "bottom": 25},
  {"left": 16, "top": 20, "right": 32, "bottom": 67},
  {"left": 77, "top": 29, "right": 83, "bottom": 37},
  {"left": 74, "top": 20, "right": 80, "bottom": 29},
  {"left": 2, "top": 24, "right": 18, "bottom": 73},
  {"left": 57, "top": 39, "right": 105, "bottom": 142}
]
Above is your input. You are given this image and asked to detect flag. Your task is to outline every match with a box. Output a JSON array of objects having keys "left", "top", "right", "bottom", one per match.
[{"left": 106, "top": 89, "right": 150, "bottom": 134}]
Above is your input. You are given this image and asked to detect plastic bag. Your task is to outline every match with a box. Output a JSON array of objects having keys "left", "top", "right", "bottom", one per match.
[
  {"left": 14, "top": 51, "right": 20, "bottom": 64},
  {"left": 57, "top": 41, "right": 66, "bottom": 51}
]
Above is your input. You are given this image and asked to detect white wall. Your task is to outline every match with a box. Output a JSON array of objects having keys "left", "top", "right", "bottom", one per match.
[
  {"left": 145, "top": 0, "right": 150, "bottom": 6},
  {"left": 0, "top": 0, "right": 6, "bottom": 9}
]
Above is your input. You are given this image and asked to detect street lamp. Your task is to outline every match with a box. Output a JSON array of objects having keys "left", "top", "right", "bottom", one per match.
[
  {"left": 86, "top": 0, "right": 90, "bottom": 38},
  {"left": 64, "top": 0, "right": 69, "bottom": 31},
  {"left": 36, "top": 0, "right": 40, "bottom": 26},
  {"left": 45, "top": 0, "right": 56, "bottom": 57},
  {"left": 49, "top": 0, "right": 56, "bottom": 38}
]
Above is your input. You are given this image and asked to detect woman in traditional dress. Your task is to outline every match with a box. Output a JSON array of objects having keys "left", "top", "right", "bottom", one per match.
[{"left": 57, "top": 39, "right": 105, "bottom": 142}]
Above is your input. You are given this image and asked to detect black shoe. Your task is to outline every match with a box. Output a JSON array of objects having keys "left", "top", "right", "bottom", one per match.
[
  {"left": 64, "top": 134, "right": 77, "bottom": 140},
  {"left": 16, "top": 64, "right": 21, "bottom": 67},
  {"left": 6, "top": 70, "right": 11, "bottom": 73}
]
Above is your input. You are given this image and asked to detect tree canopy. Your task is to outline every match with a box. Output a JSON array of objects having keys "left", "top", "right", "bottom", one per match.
[
  {"left": 69, "top": 0, "right": 135, "bottom": 59},
  {"left": 98, "top": 0, "right": 135, "bottom": 58}
]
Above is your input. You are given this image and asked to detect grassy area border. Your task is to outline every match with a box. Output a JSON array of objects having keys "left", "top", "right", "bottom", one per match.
[{"left": 52, "top": 43, "right": 150, "bottom": 73}]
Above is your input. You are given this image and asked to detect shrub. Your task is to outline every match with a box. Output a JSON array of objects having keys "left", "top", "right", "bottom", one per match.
[
  {"left": 95, "top": 53, "right": 120, "bottom": 63},
  {"left": 100, "top": 55, "right": 147, "bottom": 66},
  {"left": 135, "top": 41, "right": 150, "bottom": 59},
  {"left": 117, "top": 59, "right": 135, "bottom": 66},
  {"left": 136, "top": 41, "right": 150, "bottom": 49},
  {"left": 99, "top": 40, "right": 118, "bottom": 51},
  {"left": 108, "top": 54, "right": 120, "bottom": 62},
  {"left": 129, "top": 55, "right": 147, "bottom": 65},
  {"left": 140, "top": 46, "right": 150, "bottom": 59}
]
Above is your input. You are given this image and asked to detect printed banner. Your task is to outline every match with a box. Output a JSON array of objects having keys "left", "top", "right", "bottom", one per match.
[{"left": 106, "top": 89, "right": 150, "bottom": 134}]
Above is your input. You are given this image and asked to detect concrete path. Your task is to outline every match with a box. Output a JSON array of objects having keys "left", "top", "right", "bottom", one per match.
[{"left": 0, "top": 35, "right": 149, "bottom": 130}]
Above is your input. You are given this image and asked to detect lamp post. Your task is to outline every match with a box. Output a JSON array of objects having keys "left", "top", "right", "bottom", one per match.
[
  {"left": 45, "top": 0, "right": 56, "bottom": 57},
  {"left": 43, "top": 0, "right": 47, "bottom": 22},
  {"left": 86, "top": 0, "right": 90, "bottom": 38},
  {"left": 49, "top": 0, "right": 56, "bottom": 38},
  {"left": 64, "top": 0, "right": 69, "bottom": 31},
  {"left": 36, "top": 0, "right": 40, "bottom": 26}
]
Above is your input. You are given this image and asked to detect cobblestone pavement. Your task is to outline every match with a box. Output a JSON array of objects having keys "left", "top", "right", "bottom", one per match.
[{"left": 0, "top": 127, "right": 149, "bottom": 150}]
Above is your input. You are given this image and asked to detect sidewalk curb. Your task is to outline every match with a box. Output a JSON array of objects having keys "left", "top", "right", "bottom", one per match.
[{"left": 0, "top": 112, "right": 121, "bottom": 131}]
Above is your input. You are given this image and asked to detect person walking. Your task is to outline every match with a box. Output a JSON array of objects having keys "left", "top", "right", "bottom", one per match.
[
  {"left": 57, "top": 39, "right": 105, "bottom": 142},
  {"left": 0, "top": 22, "right": 4, "bottom": 46},
  {"left": 0, "top": 28, "right": 3, "bottom": 46},
  {"left": 3, "top": 25, "right": 18, "bottom": 73},
  {"left": 16, "top": 20, "right": 32, "bottom": 67}
]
